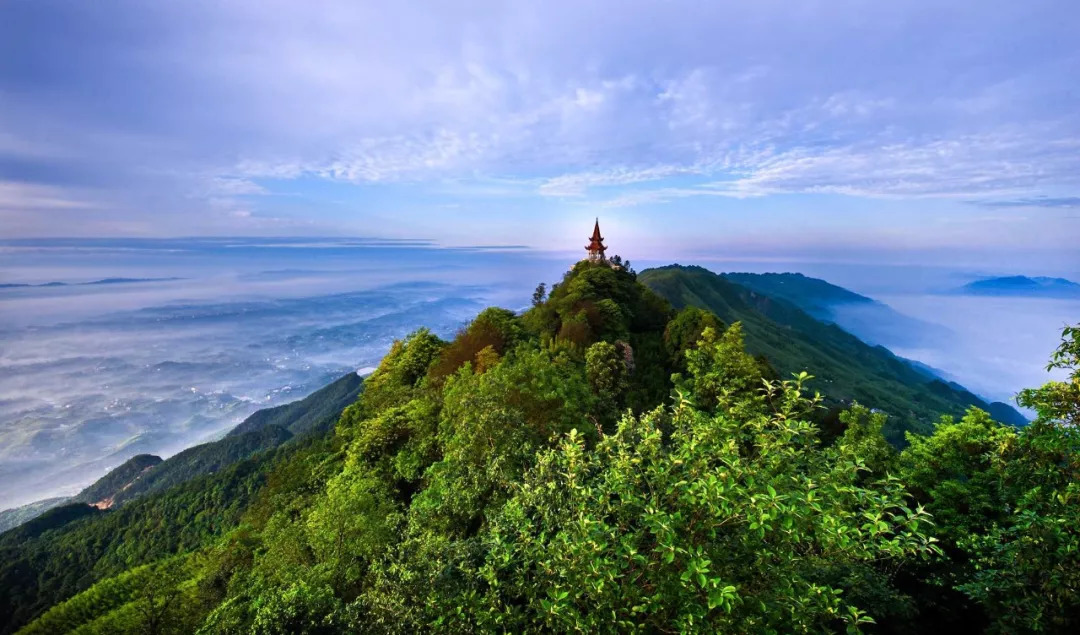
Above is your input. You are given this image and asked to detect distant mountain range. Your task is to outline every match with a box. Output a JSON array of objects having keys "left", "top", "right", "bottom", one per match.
[
  {"left": 0, "top": 277, "right": 183, "bottom": 289},
  {"left": 957, "top": 275, "right": 1080, "bottom": 298},
  {"left": 0, "top": 497, "right": 70, "bottom": 534}
]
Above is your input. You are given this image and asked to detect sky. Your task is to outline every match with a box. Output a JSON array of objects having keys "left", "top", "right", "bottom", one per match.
[{"left": 1, "top": 0, "right": 1078, "bottom": 269}]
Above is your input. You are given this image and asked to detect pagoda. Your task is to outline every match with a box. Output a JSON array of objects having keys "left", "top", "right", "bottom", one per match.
[{"left": 585, "top": 218, "right": 607, "bottom": 262}]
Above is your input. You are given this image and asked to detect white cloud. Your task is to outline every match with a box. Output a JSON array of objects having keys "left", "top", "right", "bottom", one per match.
[
  {"left": 715, "top": 132, "right": 1080, "bottom": 199},
  {"left": 538, "top": 165, "right": 693, "bottom": 197},
  {"left": 598, "top": 187, "right": 734, "bottom": 208},
  {"left": 206, "top": 177, "right": 267, "bottom": 197}
]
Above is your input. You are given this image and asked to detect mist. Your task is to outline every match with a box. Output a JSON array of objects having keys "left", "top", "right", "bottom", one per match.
[
  {"left": 871, "top": 294, "right": 1077, "bottom": 406},
  {"left": 1, "top": 239, "right": 1075, "bottom": 509},
  {"left": 0, "top": 238, "right": 566, "bottom": 508}
]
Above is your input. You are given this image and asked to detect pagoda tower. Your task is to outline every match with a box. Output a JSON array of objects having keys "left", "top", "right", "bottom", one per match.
[{"left": 585, "top": 218, "right": 607, "bottom": 262}]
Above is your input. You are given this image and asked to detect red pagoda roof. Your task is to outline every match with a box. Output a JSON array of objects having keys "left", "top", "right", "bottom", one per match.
[{"left": 585, "top": 218, "right": 607, "bottom": 258}]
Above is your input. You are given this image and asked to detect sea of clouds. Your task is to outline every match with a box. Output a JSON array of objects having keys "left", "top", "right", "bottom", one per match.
[
  {"left": 0, "top": 238, "right": 565, "bottom": 508},
  {"left": 1, "top": 239, "right": 1075, "bottom": 510}
]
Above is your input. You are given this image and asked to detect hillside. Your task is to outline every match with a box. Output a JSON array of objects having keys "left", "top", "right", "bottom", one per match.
[
  {"left": 0, "top": 449, "right": 289, "bottom": 633},
  {"left": 228, "top": 371, "right": 364, "bottom": 437},
  {"left": 0, "top": 371, "right": 365, "bottom": 537},
  {"left": 722, "top": 271, "right": 951, "bottom": 349},
  {"left": 78, "top": 371, "right": 363, "bottom": 509},
  {"left": 959, "top": 275, "right": 1080, "bottom": 298},
  {"left": 71, "top": 454, "right": 162, "bottom": 507},
  {"left": 639, "top": 265, "right": 1022, "bottom": 441},
  {"left": 985, "top": 400, "right": 1030, "bottom": 427},
  {"left": 0, "top": 373, "right": 359, "bottom": 634},
  {"left": 0, "top": 259, "right": 1075, "bottom": 634},
  {"left": 0, "top": 504, "right": 104, "bottom": 545},
  {"left": 105, "top": 425, "right": 293, "bottom": 507},
  {"left": 722, "top": 272, "right": 872, "bottom": 318},
  {"left": 0, "top": 498, "right": 70, "bottom": 534}
]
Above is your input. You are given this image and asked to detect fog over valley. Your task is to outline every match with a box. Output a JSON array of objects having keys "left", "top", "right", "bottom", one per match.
[
  {"left": 0, "top": 238, "right": 1074, "bottom": 510},
  {"left": 0, "top": 239, "right": 565, "bottom": 508}
]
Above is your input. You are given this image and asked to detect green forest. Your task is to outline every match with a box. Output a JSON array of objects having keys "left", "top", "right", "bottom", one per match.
[{"left": 2, "top": 260, "right": 1078, "bottom": 634}]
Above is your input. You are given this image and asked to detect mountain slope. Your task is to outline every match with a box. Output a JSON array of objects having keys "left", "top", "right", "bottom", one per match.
[
  {"left": 721, "top": 272, "right": 871, "bottom": 318},
  {"left": 228, "top": 371, "right": 364, "bottom": 437},
  {"left": 79, "top": 371, "right": 363, "bottom": 508},
  {"left": 0, "top": 450, "right": 286, "bottom": 634},
  {"left": 0, "top": 369, "right": 364, "bottom": 633},
  {"left": 722, "top": 271, "right": 950, "bottom": 349},
  {"left": 71, "top": 454, "right": 162, "bottom": 508},
  {"left": 640, "top": 265, "right": 1019, "bottom": 441},
  {"left": 106, "top": 425, "right": 292, "bottom": 507},
  {"left": 986, "top": 401, "right": 1029, "bottom": 427},
  {"left": 0, "top": 498, "right": 72, "bottom": 534},
  {"left": 1, "top": 259, "right": 1070, "bottom": 634},
  {"left": 0, "top": 454, "right": 164, "bottom": 532}
]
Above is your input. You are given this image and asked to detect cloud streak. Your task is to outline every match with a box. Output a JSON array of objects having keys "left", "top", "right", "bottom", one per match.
[{"left": 970, "top": 196, "right": 1080, "bottom": 209}]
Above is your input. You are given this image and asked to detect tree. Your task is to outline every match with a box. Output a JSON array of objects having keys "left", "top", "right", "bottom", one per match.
[
  {"left": 897, "top": 324, "right": 1080, "bottom": 632},
  {"left": 531, "top": 282, "right": 547, "bottom": 307},
  {"left": 305, "top": 468, "right": 402, "bottom": 596},
  {"left": 585, "top": 340, "right": 630, "bottom": 428},
  {"left": 429, "top": 308, "right": 522, "bottom": 381},
  {"left": 960, "top": 324, "right": 1080, "bottom": 631},
  {"left": 663, "top": 306, "right": 723, "bottom": 368},
  {"left": 360, "top": 328, "right": 445, "bottom": 412},
  {"left": 679, "top": 322, "right": 764, "bottom": 412},
  {"left": 249, "top": 579, "right": 340, "bottom": 635},
  {"left": 609, "top": 254, "right": 634, "bottom": 274},
  {"left": 1017, "top": 323, "right": 1080, "bottom": 426},
  {"left": 134, "top": 559, "right": 189, "bottom": 635}
]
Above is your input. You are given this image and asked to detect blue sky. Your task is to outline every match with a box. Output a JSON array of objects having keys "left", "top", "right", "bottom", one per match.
[{"left": 1, "top": 0, "right": 1078, "bottom": 268}]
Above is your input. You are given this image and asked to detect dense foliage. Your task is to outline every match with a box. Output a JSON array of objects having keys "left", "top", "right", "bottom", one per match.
[
  {"left": 895, "top": 325, "right": 1080, "bottom": 632},
  {"left": 0, "top": 497, "right": 70, "bottom": 534},
  {"left": 108, "top": 426, "right": 293, "bottom": 507},
  {"left": 72, "top": 454, "right": 163, "bottom": 506},
  {"left": 3, "top": 261, "right": 1077, "bottom": 633}
]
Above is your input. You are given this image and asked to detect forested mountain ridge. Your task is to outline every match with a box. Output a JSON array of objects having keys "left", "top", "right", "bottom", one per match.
[
  {"left": 719, "top": 270, "right": 952, "bottom": 349},
  {"left": 2, "top": 260, "right": 1077, "bottom": 634},
  {"left": 103, "top": 425, "right": 293, "bottom": 507},
  {"left": 0, "top": 498, "right": 70, "bottom": 534},
  {"left": 72, "top": 454, "right": 162, "bottom": 508},
  {"left": 228, "top": 371, "right": 364, "bottom": 438},
  {"left": 0, "top": 372, "right": 365, "bottom": 535},
  {"left": 91, "top": 371, "right": 363, "bottom": 508},
  {"left": 638, "top": 265, "right": 1024, "bottom": 442},
  {"left": 716, "top": 270, "right": 1026, "bottom": 426},
  {"left": 721, "top": 271, "right": 873, "bottom": 318}
]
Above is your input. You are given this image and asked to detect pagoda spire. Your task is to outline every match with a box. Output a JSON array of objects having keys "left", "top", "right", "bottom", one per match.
[{"left": 585, "top": 218, "right": 607, "bottom": 261}]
